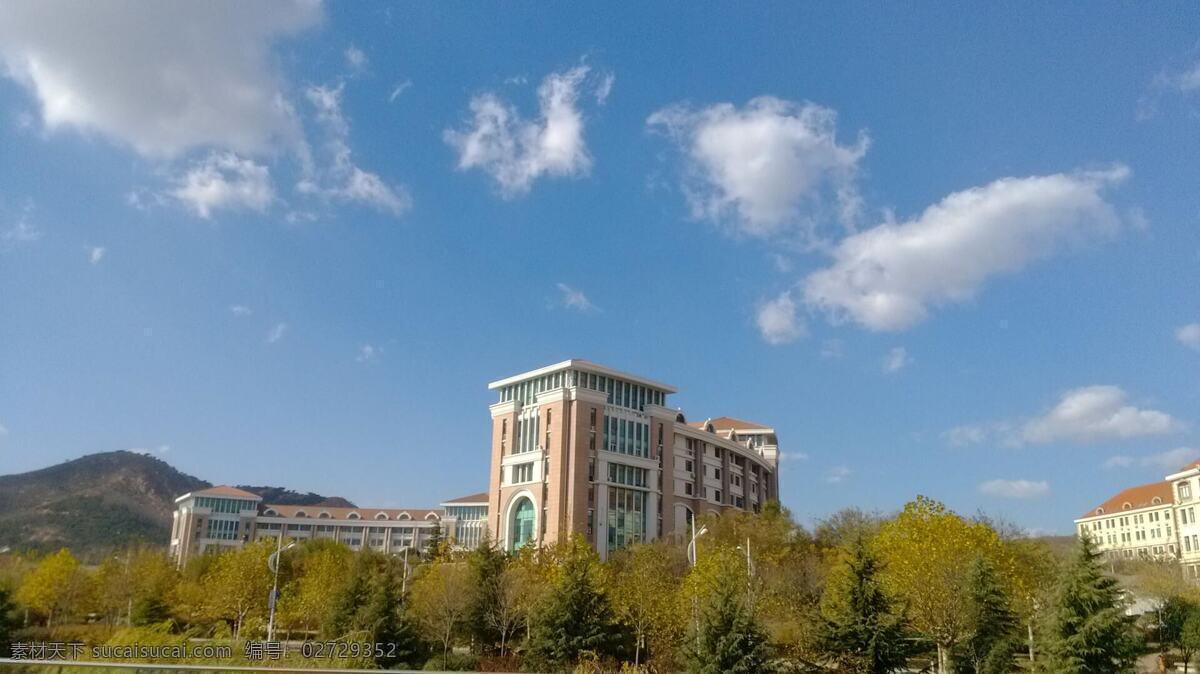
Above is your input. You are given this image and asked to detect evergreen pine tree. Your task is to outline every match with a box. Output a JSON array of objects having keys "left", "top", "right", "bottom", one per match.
[
  {"left": 527, "top": 541, "right": 623, "bottom": 668},
  {"left": 423, "top": 525, "right": 445, "bottom": 561},
  {"left": 326, "top": 551, "right": 427, "bottom": 668},
  {"left": 1041, "top": 535, "right": 1142, "bottom": 673},
  {"left": 465, "top": 539, "right": 506, "bottom": 653},
  {"left": 815, "top": 536, "right": 910, "bottom": 674},
  {"left": 953, "top": 556, "right": 1020, "bottom": 674},
  {"left": 687, "top": 578, "right": 773, "bottom": 674},
  {"left": 0, "top": 586, "right": 15, "bottom": 658}
]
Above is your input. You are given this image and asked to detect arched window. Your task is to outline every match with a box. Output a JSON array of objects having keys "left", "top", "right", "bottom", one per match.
[
  {"left": 318, "top": 512, "right": 331, "bottom": 519},
  {"left": 263, "top": 508, "right": 278, "bottom": 517},
  {"left": 375, "top": 512, "right": 389, "bottom": 520},
  {"left": 510, "top": 497, "right": 535, "bottom": 550},
  {"left": 398, "top": 512, "right": 411, "bottom": 521},
  {"left": 425, "top": 512, "right": 440, "bottom": 521},
  {"left": 294, "top": 510, "right": 308, "bottom": 518},
  {"left": 348, "top": 512, "right": 361, "bottom": 520}
]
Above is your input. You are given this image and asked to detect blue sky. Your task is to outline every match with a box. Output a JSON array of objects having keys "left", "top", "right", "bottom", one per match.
[{"left": 1, "top": 2, "right": 1198, "bottom": 534}]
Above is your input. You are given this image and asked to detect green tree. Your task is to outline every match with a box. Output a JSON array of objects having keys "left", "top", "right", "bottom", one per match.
[
  {"left": 1160, "top": 595, "right": 1193, "bottom": 660},
  {"left": 0, "top": 585, "right": 16, "bottom": 657},
  {"left": 527, "top": 537, "right": 624, "bottom": 668},
  {"left": 687, "top": 575, "right": 772, "bottom": 674},
  {"left": 815, "top": 537, "right": 910, "bottom": 674},
  {"left": 1040, "top": 535, "right": 1141, "bottom": 673},
  {"left": 424, "top": 525, "right": 446, "bottom": 561},
  {"left": 326, "top": 549, "right": 425, "bottom": 668},
  {"left": 16, "top": 548, "right": 91, "bottom": 627},
  {"left": 465, "top": 540, "right": 506, "bottom": 653},
  {"left": 409, "top": 556, "right": 472, "bottom": 661},
  {"left": 953, "top": 557, "right": 1019, "bottom": 674},
  {"left": 1180, "top": 608, "right": 1200, "bottom": 674}
]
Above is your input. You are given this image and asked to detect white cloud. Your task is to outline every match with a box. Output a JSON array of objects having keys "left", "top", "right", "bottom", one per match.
[
  {"left": 882, "top": 346, "right": 910, "bottom": 374},
  {"left": 978, "top": 479, "right": 1050, "bottom": 499},
  {"left": 355, "top": 344, "right": 381, "bottom": 362},
  {"left": 647, "top": 96, "right": 867, "bottom": 244},
  {"left": 819, "top": 338, "right": 844, "bottom": 359},
  {"left": 88, "top": 246, "right": 105, "bottom": 264},
  {"left": 1, "top": 219, "right": 40, "bottom": 249},
  {"left": 825, "top": 465, "right": 852, "bottom": 484},
  {"left": 344, "top": 45, "right": 368, "bottom": 73},
  {"left": 300, "top": 83, "right": 411, "bottom": 217},
  {"left": 388, "top": 80, "right": 412, "bottom": 103},
  {"left": 0, "top": 423, "right": 7, "bottom": 437},
  {"left": 444, "top": 65, "right": 597, "bottom": 197},
  {"left": 266, "top": 322, "right": 288, "bottom": 344},
  {"left": 756, "top": 292, "right": 805, "bottom": 345},
  {"left": 804, "top": 167, "right": 1130, "bottom": 331},
  {"left": 1137, "top": 447, "right": 1199, "bottom": 472},
  {"left": 170, "top": 151, "right": 274, "bottom": 218},
  {"left": 942, "top": 424, "right": 995, "bottom": 448},
  {"left": 594, "top": 73, "right": 615, "bottom": 105},
  {"left": 778, "top": 451, "right": 809, "bottom": 462},
  {"left": 1176, "top": 323, "right": 1200, "bottom": 350},
  {"left": 1102, "top": 455, "right": 1134, "bottom": 469},
  {"left": 1022, "top": 385, "right": 1178, "bottom": 445},
  {"left": 556, "top": 283, "right": 598, "bottom": 312},
  {"left": 0, "top": 1, "right": 320, "bottom": 158},
  {"left": 130, "top": 444, "right": 171, "bottom": 456},
  {"left": 230, "top": 305, "right": 253, "bottom": 316}
]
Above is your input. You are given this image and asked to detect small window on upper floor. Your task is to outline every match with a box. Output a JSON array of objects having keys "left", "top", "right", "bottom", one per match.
[
  {"left": 294, "top": 510, "right": 308, "bottom": 518},
  {"left": 348, "top": 512, "right": 361, "bottom": 520},
  {"left": 375, "top": 512, "right": 389, "bottom": 520}
]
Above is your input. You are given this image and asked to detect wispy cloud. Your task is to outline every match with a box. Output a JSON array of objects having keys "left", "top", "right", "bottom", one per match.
[
  {"left": 979, "top": 479, "right": 1049, "bottom": 499},
  {"left": 388, "top": 80, "right": 412, "bottom": 103},
  {"left": 1, "top": 202, "right": 40, "bottom": 250},
  {"left": 170, "top": 151, "right": 274, "bottom": 218},
  {"left": 825, "top": 465, "right": 852, "bottom": 484},
  {"left": 356, "top": 344, "right": 381, "bottom": 362},
  {"left": 266, "top": 322, "right": 288, "bottom": 344},
  {"left": 1177, "top": 323, "right": 1200, "bottom": 350},
  {"left": 88, "top": 246, "right": 106, "bottom": 264},
  {"left": 1105, "top": 447, "right": 1199, "bottom": 472},
  {"left": 556, "top": 283, "right": 599, "bottom": 312},
  {"left": 230, "top": 305, "right": 253, "bottom": 317},
  {"left": 344, "top": 45, "right": 368, "bottom": 73},
  {"left": 882, "top": 346, "right": 910, "bottom": 374}
]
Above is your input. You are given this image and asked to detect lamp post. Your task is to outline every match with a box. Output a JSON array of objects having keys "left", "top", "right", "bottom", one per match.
[
  {"left": 736, "top": 537, "right": 754, "bottom": 605},
  {"left": 687, "top": 518, "right": 708, "bottom": 567},
  {"left": 265, "top": 537, "right": 297, "bottom": 643}
]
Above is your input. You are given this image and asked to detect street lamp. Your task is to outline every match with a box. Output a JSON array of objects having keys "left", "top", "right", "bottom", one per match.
[
  {"left": 687, "top": 518, "right": 708, "bottom": 567},
  {"left": 265, "top": 538, "right": 297, "bottom": 643}
]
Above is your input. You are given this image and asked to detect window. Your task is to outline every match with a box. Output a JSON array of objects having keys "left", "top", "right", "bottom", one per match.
[
  {"left": 608, "top": 463, "right": 648, "bottom": 488},
  {"left": 685, "top": 482, "right": 693, "bottom": 496},
  {"left": 685, "top": 460, "right": 693, "bottom": 473},
  {"left": 590, "top": 409, "right": 596, "bottom": 430},
  {"left": 1181, "top": 482, "right": 1193, "bottom": 500},
  {"left": 512, "top": 462, "right": 534, "bottom": 483},
  {"left": 509, "top": 497, "right": 535, "bottom": 550},
  {"left": 606, "top": 486, "right": 646, "bottom": 552}
]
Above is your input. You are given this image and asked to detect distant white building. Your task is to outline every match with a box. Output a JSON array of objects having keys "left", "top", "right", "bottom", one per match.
[
  {"left": 1075, "top": 459, "right": 1200, "bottom": 577},
  {"left": 169, "top": 486, "right": 487, "bottom": 567}
]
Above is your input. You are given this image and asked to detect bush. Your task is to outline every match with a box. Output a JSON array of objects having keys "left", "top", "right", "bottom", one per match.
[{"left": 422, "top": 653, "right": 480, "bottom": 671}]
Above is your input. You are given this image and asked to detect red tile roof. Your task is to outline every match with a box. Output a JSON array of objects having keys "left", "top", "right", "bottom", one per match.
[
  {"left": 261, "top": 504, "right": 440, "bottom": 521},
  {"left": 1178, "top": 460, "right": 1200, "bottom": 472},
  {"left": 442, "top": 492, "right": 488, "bottom": 504},
  {"left": 1082, "top": 481, "right": 1174, "bottom": 518},
  {"left": 688, "top": 416, "right": 772, "bottom": 431},
  {"left": 194, "top": 485, "right": 262, "bottom": 500}
]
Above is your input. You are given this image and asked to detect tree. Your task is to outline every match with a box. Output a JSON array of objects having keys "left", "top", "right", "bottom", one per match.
[
  {"left": 609, "top": 543, "right": 686, "bottom": 668},
  {"left": 326, "top": 549, "right": 425, "bottom": 668},
  {"left": 1040, "top": 535, "right": 1141, "bottom": 673},
  {"left": 953, "top": 557, "right": 1019, "bottom": 674},
  {"left": 875, "top": 497, "right": 1013, "bottom": 674},
  {"left": 409, "top": 557, "right": 472, "bottom": 661},
  {"left": 16, "top": 548, "right": 92, "bottom": 627},
  {"left": 205, "top": 540, "right": 273, "bottom": 640},
  {"left": 1181, "top": 608, "right": 1200, "bottom": 674},
  {"left": 687, "top": 572, "right": 772, "bottom": 674},
  {"left": 0, "top": 585, "right": 16, "bottom": 657},
  {"left": 527, "top": 537, "right": 624, "bottom": 668},
  {"left": 277, "top": 541, "right": 351, "bottom": 636},
  {"left": 424, "top": 525, "right": 446, "bottom": 561},
  {"left": 465, "top": 540, "right": 506, "bottom": 653},
  {"left": 815, "top": 537, "right": 910, "bottom": 673}
]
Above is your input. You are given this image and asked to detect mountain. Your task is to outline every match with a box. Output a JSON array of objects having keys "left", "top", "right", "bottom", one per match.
[{"left": 0, "top": 451, "right": 352, "bottom": 559}]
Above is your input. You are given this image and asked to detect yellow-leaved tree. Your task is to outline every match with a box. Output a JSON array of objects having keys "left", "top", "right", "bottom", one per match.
[
  {"left": 17, "top": 548, "right": 92, "bottom": 627},
  {"left": 874, "top": 496, "right": 1015, "bottom": 674}
]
